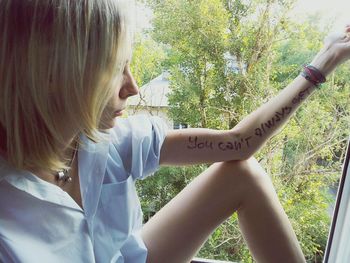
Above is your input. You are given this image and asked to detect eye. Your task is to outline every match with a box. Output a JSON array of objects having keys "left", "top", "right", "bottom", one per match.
[
  {"left": 122, "top": 66, "right": 129, "bottom": 83},
  {"left": 123, "top": 63, "right": 130, "bottom": 74},
  {"left": 125, "top": 60, "right": 130, "bottom": 68}
]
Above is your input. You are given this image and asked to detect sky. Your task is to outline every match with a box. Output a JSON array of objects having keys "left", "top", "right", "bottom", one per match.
[
  {"left": 134, "top": 0, "right": 350, "bottom": 33},
  {"left": 293, "top": 0, "right": 350, "bottom": 32}
]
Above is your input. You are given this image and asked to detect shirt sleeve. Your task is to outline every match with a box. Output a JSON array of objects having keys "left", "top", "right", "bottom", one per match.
[{"left": 110, "top": 115, "right": 169, "bottom": 180}]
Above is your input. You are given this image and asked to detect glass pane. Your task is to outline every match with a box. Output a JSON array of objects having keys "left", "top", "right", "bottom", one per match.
[{"left": 324, "top": 138, "right": 350, "bottom": 262}]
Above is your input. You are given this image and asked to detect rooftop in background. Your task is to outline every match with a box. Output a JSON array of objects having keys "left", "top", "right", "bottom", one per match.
[{"left": 127, "top": 72, "right": 170, "bottom": 108}]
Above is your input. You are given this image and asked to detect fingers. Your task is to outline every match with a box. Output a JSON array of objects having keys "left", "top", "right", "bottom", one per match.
[
  {"left": 341, "top": 34, "right": 350, "bottom": 43},
  {"left": 324, "top": 32, "right": 347, "bottom": 46},
  {"left": 346, "top": 25, "right": 350, "bottom": 38},
  {"left": 342, "top": 25, "right": 350, "bottom": 43},
  {"left": 324, "top": 26, "right": 350, "bottom": 47}
]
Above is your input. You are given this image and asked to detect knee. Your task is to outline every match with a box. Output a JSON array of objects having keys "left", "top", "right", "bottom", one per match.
[
  {"left": 221, "top": 157, "right": 266, "bottom": 178},
  {"left": 217, "top": 157, "right": 271, "bottom": 193}
]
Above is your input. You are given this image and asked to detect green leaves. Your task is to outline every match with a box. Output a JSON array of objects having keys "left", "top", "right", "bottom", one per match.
[
  {"left": 135, "top": 0, "right": 350, "bottom": 261},
  {"left": 131, "top": 35, "right": 167, "bottom": 87}
]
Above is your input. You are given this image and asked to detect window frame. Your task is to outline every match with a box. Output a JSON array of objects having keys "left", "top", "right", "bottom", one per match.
[{"left": 323, "top": 137, "right": 350, "bottom": 262}]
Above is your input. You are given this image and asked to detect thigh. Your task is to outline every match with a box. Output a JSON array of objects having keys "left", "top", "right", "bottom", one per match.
[{"left": 141, "top": 158, "right": 271, "bottom": 263}]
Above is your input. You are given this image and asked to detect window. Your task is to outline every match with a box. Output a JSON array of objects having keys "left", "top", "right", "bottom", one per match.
[
  {"left": 324, "top": 138, "right": 350, "bottom": 263},
  {"left": 173, "top": 123, "right": 188, "bottom": 130}
]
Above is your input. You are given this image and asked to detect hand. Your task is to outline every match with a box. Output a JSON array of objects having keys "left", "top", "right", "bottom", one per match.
[{"left": 310, "top": 25, "right": 350, "bottom": 76}]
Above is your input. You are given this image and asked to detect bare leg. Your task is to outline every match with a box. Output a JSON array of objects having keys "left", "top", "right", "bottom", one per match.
[{"left": 141, "top": 158, "right": 305, "bottom": 263}]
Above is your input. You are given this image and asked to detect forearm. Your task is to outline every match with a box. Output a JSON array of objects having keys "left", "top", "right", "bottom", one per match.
[
  {"left": 160, "top": 76, "right": 316, "bottom": 166},
  {"left": 160, "top": 29, "right": 350, "bottom": 166},
  {"left": 230, "top": 33, "right": 346, "bottom": 159},
  {"left": 231, "top": 75, "right": 317, "bottom": 159}
]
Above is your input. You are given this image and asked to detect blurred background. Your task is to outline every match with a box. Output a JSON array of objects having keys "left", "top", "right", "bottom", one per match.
[{"left": 126, "top": 1, "right": 350, "bottom": 262}]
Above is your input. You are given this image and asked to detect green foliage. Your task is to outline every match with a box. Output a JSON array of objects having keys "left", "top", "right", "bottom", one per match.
[
  {"left": 276, "top": 173, "right": 335, "bottom": 262},
  {"left": 131, "top": 34, "right": 167, "bottom": 87},
  {"left": 135, "top": 0, "right": 350, "bottom": 262},
  {"left": 148, "top": 0, "right": 230, "bottom": 128},
  {"left": 136, "top": 165, "right": 208, "bottom": 222}
]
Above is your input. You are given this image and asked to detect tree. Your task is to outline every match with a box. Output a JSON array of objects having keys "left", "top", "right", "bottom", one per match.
[
  {"left": 131, "top": 34, "right": 167, "bottom": 88},
  {"left": 147, "top": 0, "right": 230, "bottom": 128},
  {"left": 136, "top": 0, "right": 350, "bottom": 261}
]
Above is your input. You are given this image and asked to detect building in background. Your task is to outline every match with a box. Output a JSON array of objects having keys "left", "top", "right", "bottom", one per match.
[{"left": 127, "top": 71, "right": 187, "bottom": 130}]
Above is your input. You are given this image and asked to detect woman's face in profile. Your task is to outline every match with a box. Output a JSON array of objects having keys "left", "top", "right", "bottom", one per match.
[{"left": 99, "top": 62, "right": 139, "bottom": 130}]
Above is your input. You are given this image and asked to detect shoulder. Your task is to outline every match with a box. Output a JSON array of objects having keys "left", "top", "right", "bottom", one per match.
[
  {"left": 110, "top": 115, "right": 168, "bottom": 142},
  {"left": 108, "top": 115, "right": 169, "bottom": 158},
  {"left": 109, "top": 115, "right": 169, "bottom": 180}
]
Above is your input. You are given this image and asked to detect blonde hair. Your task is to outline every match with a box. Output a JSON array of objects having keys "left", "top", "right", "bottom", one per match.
[{"left": 0, "top": 0, "right": 132, "bottom": 173}]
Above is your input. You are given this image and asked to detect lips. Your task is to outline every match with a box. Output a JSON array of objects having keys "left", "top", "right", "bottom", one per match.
[{"left": 114, "top": 110, "right": 124, "bottom": 117}]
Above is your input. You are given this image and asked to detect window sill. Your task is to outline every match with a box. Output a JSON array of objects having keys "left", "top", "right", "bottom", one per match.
[{"left": 191, "top": 258, "right": 235, "bottom": 263}]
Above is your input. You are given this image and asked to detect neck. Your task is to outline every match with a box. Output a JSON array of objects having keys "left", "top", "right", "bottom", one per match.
[{"left": 29, "top": 141, "right": 79, "bottom": 184}]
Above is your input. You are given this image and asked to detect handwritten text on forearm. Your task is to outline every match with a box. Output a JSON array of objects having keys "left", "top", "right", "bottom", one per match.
[{"left": 186, "top": 85, "right": 313, "bottom": 151}]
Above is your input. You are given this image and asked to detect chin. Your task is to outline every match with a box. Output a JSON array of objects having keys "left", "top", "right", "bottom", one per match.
[{"left": 99, "top": 118, "right": 116, "bottom": 130}]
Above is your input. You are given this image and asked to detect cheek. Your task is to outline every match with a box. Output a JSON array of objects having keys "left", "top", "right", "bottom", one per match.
[
  {"left": 110, "top": 86, "right": 122, "bottom": 105},
  {"left": 101, "top": 103, "right": 114, "bottom": 120},
  {"left": 105, "top": 90, "right": 120, "bottom": 110}
]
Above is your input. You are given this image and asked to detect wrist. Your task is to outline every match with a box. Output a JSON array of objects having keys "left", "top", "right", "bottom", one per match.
[
  {"left": 310, "top": 47, "right": 340, "bottom": 77},
  {"left": 300, "top": 65, "right": 326, "bottom": 87}
]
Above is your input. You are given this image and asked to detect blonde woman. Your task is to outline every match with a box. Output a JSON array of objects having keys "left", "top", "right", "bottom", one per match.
[{"left": 0, "top": 1, "right": 350, "bottom": 262}]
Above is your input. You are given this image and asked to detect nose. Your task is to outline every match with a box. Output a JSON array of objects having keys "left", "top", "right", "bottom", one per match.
[{"left": 119, "top": 68, "right": 139, "bottom": 99}]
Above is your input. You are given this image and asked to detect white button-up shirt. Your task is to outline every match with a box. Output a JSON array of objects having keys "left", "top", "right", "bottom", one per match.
[{"left": 0, "top": 115, "right": 168, "bottom": 263}]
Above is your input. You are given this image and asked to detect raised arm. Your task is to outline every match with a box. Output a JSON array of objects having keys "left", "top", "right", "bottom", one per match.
[{"left": 160, "top": 29, "right": 350, "bottom": 166}]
